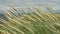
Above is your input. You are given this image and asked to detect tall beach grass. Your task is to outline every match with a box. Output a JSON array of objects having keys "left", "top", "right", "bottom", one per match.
[{"left": 0, "top": 5, "right": 60, "bottom": 34}]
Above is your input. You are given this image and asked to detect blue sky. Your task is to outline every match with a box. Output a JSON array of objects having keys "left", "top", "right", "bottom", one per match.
[{"left": 0, "top": 0, "right": 60, "bottom": 12}]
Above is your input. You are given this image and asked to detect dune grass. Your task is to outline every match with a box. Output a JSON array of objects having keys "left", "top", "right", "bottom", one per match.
[{"left": 0, "top": 5, "right": 60, "bottom": 34}]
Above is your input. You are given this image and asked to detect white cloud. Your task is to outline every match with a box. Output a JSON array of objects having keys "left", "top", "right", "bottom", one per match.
[{"left": 0, "top": 0, "right": 60, "bottom": 11}]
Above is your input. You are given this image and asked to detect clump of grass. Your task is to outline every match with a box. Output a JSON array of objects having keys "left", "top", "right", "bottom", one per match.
[{"left": 0, "top": 5, "right": 60, "bottom": 34}]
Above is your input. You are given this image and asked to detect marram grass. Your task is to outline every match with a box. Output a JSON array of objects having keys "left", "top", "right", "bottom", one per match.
[{"left": 0, "top": 6, "right": 60, "bottom": 34}]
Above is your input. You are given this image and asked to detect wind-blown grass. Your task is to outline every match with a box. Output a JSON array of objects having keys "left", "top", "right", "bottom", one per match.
[{"left": 0, "top": 5, "right": 60, "bottom": 34}]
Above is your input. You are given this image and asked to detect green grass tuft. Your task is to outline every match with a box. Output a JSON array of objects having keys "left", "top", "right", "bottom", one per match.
[{"left": 0, "top": 5, "right": 60, "bottom": 34}]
